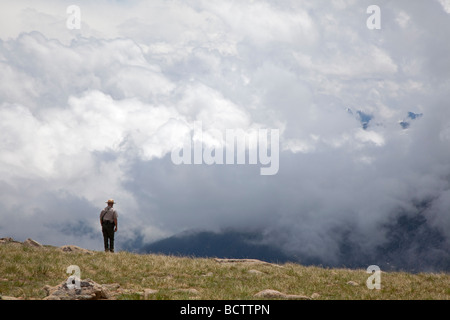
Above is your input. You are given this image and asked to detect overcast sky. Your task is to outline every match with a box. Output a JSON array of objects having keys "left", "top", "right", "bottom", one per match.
[{"left": 0, "top": 0, "right": 449, "bottom": 268}]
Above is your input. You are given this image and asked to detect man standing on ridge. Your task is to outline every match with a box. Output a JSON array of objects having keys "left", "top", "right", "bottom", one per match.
[{"left": 100, "top": 199, "right": 118, "bottom": 252}]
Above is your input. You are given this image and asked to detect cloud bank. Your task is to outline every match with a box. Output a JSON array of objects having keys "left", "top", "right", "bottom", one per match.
[{"left": 0, "top": 0, "right": 449, "bottom": 271}]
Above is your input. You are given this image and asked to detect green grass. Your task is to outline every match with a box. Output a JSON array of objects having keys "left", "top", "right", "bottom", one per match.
[{"left": 0, "top": 243, "right": 449, "bottom": 300}]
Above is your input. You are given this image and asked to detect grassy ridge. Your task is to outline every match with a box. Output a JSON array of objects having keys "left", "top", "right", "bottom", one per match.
[{"left": 0, "top": 243, "right": 449, "bottom": 300}]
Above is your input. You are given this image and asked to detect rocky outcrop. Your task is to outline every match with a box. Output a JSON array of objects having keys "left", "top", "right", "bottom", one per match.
[
  {"left": 1, "top": 237, "right": 94, "bottom": 255},
  {"left": 214, "top": 258, "right": 283, "bottom": 267},
  {"left": 1, "top": 237, "right": 44, "bottom": 248},
  {"left": 23, "top": 238, "right": 43, "bottom": 248},
  {"left": 58, "top": 245, "right": 94, "bottom": 255},
  {"left": 0, "top": 237, "right": 23, "bottom": 245},
  {"left": 43, "top": 278, "right": 118, "bottom": 300},
  {"left": 254, "top": 289, "right": 312, "bottom": 300},
  {"left": 174, "top": 288, "right": 200, "bottom": 295},
  {"left": 0, "top": 237, "right": 16, "bottom": 243}
]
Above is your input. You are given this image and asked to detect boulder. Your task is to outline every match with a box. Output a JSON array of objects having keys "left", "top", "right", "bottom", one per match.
[
  {"left": 311, "top": 292, "right": 320, "bottom": 299},
  {"left": 254, "top": 289, "right": 311, "bottom": 300},
  {"left": 23, "top": 238, "right": 43, "bottom": 248},
  {"left": 214, "top": 258, "right": 283, "bottom": 267},
  {"left": 175, "top": 288, "right": 200, "bottom": 295},
  {"left": 214, "top": 258, "right": 270, "bottom": 264},
  {"left": 43, "top": 278, "right": 113, "bottom": 300},
  {"left": 0, "top": 237, "right": 15, "bottom": 243},
  {"left": 0, "top": 237, "right": 22, "bottom": 245},
  {"left": 143, "top": 289, "right": 158, "bottom": 299},
  {"left": 59, "top": 245, "right": 94, "bottom": 255}
]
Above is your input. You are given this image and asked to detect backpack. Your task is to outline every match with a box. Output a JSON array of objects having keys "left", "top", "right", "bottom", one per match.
[{"left": 101, "top": 207, "right": 115, "bottom": 226}]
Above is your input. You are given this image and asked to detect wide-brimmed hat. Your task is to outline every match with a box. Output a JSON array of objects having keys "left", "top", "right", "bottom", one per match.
[{"left": 105, "top": 199, "right": 115, "bottom": 204}]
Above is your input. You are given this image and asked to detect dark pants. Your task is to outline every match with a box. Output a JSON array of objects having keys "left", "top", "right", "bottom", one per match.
[{"left": 102, "top": 222, "right": 115, "bottom": 252}]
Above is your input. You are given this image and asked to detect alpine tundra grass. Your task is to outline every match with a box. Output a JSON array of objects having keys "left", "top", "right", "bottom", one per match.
[{"left": 0, "top": 243, "right": 449, "bottom": 300}]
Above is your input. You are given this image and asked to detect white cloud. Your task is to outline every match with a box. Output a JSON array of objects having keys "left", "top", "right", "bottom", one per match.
[
  {"left": 396, "top": 11, "right": 411, "bottom": 28},
  {"left": 294, "top": 45, "right": 398, "bottom": 78},
  {"left": 0, "top": 0, "right": 449, "bottom": 269},
  {"left": 355, "top": 129, "right": 385, "bottom": 147},
  {"left": 438, "top": 0, "right": 450, "bottom": 13}
]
